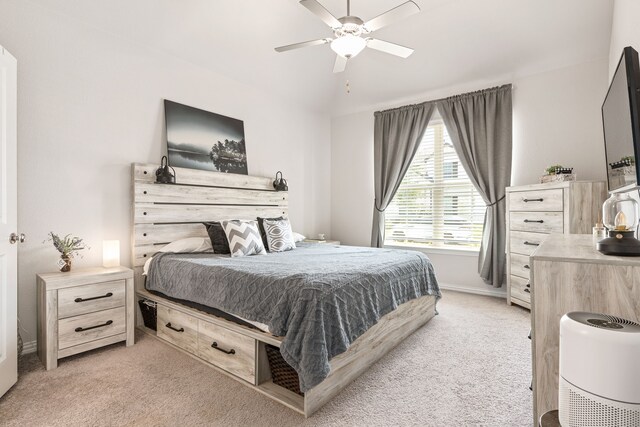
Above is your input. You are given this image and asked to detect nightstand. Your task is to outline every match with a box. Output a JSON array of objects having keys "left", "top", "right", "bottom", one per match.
[
  {"left": 37, "top": 266, "right": 134, "bottom": 370},
  {"left": 303, "top": 239, "right": 341, "bottom": 245}
]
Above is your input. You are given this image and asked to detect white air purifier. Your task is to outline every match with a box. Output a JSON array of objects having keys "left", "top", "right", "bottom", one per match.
[{"left": 559, "top": 312, "right": 640, "bottom": 427}]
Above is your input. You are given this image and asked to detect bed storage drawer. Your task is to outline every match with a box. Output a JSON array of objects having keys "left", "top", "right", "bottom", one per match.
[
  {"left": 157, "top": 304, "right": 198, "bottom": 355},
  {"left": 197, "top": 319, "right": 256, "bottom": 384},
  {"left": 508, "top": 189, "right": 563, "bottom": 212},
  {"left": 58, "top": 280, "right": 126, "bottom": 319},
  {"left": 58, "top": 306, "right": 126, "bottom": 350}
]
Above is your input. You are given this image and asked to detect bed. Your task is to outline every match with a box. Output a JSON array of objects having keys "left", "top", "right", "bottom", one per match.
[{"left": 132, "top": 163, "right": 440, "bottom": 417}]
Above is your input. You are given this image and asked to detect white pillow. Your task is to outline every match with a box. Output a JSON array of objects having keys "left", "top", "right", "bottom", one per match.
[
  {"left": 292, "top": 232, "right": 306, "bottom": 243},
  {"left": 143, "top": 237, "right": 213, "bottom": 276},
  {"left": 159, "top": 237, "right": 213, "bottom": 253}
]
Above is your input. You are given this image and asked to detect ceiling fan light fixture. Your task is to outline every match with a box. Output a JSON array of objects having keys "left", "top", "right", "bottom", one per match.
[{"left": 330, "top": 35, "right": 366, "bottom": 59}]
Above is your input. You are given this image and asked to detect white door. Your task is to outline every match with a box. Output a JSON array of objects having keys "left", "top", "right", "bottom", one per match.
[{"left": 0, "top": 45, "right": 18, "bottom": 397}]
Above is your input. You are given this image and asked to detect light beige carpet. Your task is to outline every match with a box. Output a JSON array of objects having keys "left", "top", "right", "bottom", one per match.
[{"left": 0, "top": 291, "right": 532, "bottom": 426}]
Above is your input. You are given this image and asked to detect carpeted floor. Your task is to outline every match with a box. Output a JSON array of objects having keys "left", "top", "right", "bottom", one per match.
[{"left": 0, "top": 291, "right": 532, "bottom": 426}]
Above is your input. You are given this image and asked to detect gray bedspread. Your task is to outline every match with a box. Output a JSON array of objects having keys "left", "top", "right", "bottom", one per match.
[{"left": 146, "top": 243, "right": 440, "bottom": 392}]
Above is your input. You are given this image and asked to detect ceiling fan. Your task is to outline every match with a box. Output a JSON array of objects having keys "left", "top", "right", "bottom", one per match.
[{"left": 275, "top": 0, "right": 420, "bottom": 73}]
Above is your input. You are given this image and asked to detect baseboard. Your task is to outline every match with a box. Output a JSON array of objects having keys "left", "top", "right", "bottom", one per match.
[
  {"left": 22, "top": 340, "right": 37, "bottom": 355},
  {"left": 439, "top": 282, "right": 506, "bottom": 298}
]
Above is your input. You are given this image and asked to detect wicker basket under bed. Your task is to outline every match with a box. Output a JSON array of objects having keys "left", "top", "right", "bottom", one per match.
[
  {"left": 138, "top": 299, "right": 157, "bottom": 331},
  {"left": 265, "top": 344, "right": 303, "bottom": 396}
]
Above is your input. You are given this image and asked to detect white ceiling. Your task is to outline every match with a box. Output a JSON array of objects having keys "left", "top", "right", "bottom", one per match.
[{"left": 31, "top": 0, "right": 613, "bottom": 116}]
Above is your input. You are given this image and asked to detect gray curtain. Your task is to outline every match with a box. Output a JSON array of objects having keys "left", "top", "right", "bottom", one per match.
[
  {"left": 371, "top": 103, "right": 435, "bottom": 248},
  {"left": 437, "top": 85, "right": 512, "bottom": 287}
]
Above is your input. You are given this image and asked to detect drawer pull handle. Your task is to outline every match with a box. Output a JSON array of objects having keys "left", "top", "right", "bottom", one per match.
[
  {"left": 523, "top": 219, "right": 544, "bottom": 223},
  {"left": 75, "top": 320, "right": 113, "bottom": 333},
  {"left": 524, "top": 288, "right": 530, "bottom": 293},
  {"left": 524, "top": 264, "right": 530, "bottom": 269},
  {"left": 165, "top": 322, "right": 184, "bottom": 333},
  {"left": 523, "top": 241, "right": 539, "bottom": 246},
  {"left": 528, "top": 330, "right": 531, "bottom": 340},
  {"left": 74, "top": 292, "right": 113, "bottom": 303},
  {"left": 526, "top": 282, "right": 531, "bottom": 288},
  {"left": 522, "top": 198, "right": 543, "bottom": 202},
  {"left": 211, "top": 341, "right": 236, "bottom": 355}
]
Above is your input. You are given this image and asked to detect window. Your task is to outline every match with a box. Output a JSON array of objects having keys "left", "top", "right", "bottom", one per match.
[{"left": 384, "top": 116, "right": 486, "bottom": 249}]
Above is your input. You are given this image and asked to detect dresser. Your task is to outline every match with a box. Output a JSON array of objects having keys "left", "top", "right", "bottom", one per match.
[
  {"left": 505, "top": 181, "right": 606, "bottom": 309},
  {"left": 530, "top": 234, "right": 640, "bottom": 425},
  {"left": 37, "top": 267, "right": 134, "bottom": 370}
]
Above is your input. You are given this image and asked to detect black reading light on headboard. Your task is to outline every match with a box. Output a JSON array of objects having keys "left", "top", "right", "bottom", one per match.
[
  {"left": 155, "top": 156, "right": 176, "bottom": 184},
  {"left": 273, "top": 171, "right": 288, "bottom": 191}
]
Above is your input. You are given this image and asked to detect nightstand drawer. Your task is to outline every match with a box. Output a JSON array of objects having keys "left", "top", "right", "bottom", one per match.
[
  {"left": 58, "top": 306, "right": 126, "bottom": 350},
  {"left": 58, "top": 280, "right": 125, "bottom": 319},
  {"left": 197, "top": 319, "right": 256, "bottom": 384},
  {"left": 510, "top": 211, "right": 564, "bottom": 234},
  {"left": 157, "top": 304, "right": 198, "bottom": 355},
  {"left": 508, "top": 189, "right": 563, "bottom": 212}
]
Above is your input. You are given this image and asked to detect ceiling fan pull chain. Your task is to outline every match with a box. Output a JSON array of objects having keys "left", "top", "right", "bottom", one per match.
[{"left": 347, "top": 0, "right": 351, "bottom": 16}]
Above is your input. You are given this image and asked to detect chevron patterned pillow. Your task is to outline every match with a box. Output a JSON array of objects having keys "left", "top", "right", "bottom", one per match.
[
  {"left": 221, "top": 220, "right": 267, "bottom": 257},
  {"left": 263, "top": 218, "right": 296, "bottom": 252}
]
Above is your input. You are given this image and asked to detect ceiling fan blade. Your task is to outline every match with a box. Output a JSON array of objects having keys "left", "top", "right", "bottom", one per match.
[
  {"left": 366, "top": 38, "right": 414, "bottom": 58},
  {"left": 275, "top": 38, "right": 331, "bottom": 53},
  {"left": 299, "top": 0, "right": 342, "bottom": 28},
  {"left": 333, "top": 55, "right": 348, "bottom": 73},
  {"left": 363, "top": 1, "right": 420, "bottom": 32}
]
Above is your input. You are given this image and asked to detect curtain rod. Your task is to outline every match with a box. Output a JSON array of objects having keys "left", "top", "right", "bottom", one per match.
[{"left": 374, "top": 84, "right": 512, "bottom": 115}]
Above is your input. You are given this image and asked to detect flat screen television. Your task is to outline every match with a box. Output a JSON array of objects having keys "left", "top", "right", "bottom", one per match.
[{"left": 602, "top": 46, "right": 640, "bottom": 193}]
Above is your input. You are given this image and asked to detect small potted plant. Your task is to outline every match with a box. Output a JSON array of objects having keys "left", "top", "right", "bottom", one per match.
[
  {"left": 540, "top": 164, "right": 576, "bottom": 184},
  {"left": 45, "top": 232, "right": 89, "bottom": 272},
  {"left": 545, "top": 164, "right": 563, "bottom": 175}
]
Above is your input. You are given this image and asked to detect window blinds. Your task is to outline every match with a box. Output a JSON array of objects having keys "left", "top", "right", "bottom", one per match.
[{"left": 384, "top": 119, "right": 485, "bottom": 248}]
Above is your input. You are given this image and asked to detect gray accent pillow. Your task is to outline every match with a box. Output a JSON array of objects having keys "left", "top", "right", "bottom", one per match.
[
  {"left": 221, "top": 220, "right": 267, "bottom": 257},
  {"left": 263, "top": 218, "right": 296, "bottom": 253},
  {"left": 257, "top": 216, "right": 285, "bottom": 250}
]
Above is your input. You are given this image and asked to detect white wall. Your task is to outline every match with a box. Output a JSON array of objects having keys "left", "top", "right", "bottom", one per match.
[
  {"left": 331, "top": 59, "right": 609, "bottom": 296},
  {"left": 0, "top": 1, "right": 331, "bottom": 344},
  {"left": 609, "top": 0, "right": 640, "bottom": 78}
]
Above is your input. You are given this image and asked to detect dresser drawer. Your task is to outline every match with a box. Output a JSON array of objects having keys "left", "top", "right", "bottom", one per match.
[
  {"left": 510, "top": 275, "right": 531, "bottom": 304},
  {"left": 510, "top": 231, "right": 547, "bottom": 256},
  {"left": 58, "top": 306, "right": 126, "bottom": 350},
  {"left": 197, "top": 320, "right": 256, "bottom": 384},
  {"left": 510, "top": 253, "right": 531, "bottom": 279},
  {"left": 157, "top": 304, "right": 198, "bottom": 355},
  {"left": 508, "top": 189, "right": 563, "bottom": 212},
  {"left": 58, "top": 280, "right": 125, "bottom": 319},
  {"left": 510, "top": 211, "right": 564, "bottom": 234}
]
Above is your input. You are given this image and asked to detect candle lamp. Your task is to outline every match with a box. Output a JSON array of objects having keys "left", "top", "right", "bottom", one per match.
[
  {"left": 103, "top": 240, "right": 121, "bottom": 268},
  {"left": 597, "top": 192, "right": 640, "bottom": 256}
]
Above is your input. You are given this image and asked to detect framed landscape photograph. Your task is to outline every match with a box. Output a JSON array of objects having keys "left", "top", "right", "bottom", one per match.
[{"left": 164, "top": 100, "right": 248, "bottom": 174}]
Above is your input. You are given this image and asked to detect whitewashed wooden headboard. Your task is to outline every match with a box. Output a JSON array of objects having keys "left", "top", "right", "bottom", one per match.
[{"left": 131, "top": 163, "right": 288, "bottom": 289}]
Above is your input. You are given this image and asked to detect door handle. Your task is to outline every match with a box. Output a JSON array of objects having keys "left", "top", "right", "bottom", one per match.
[{"left": 9, "top": 233, "right": 26, "bottom": 244}]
